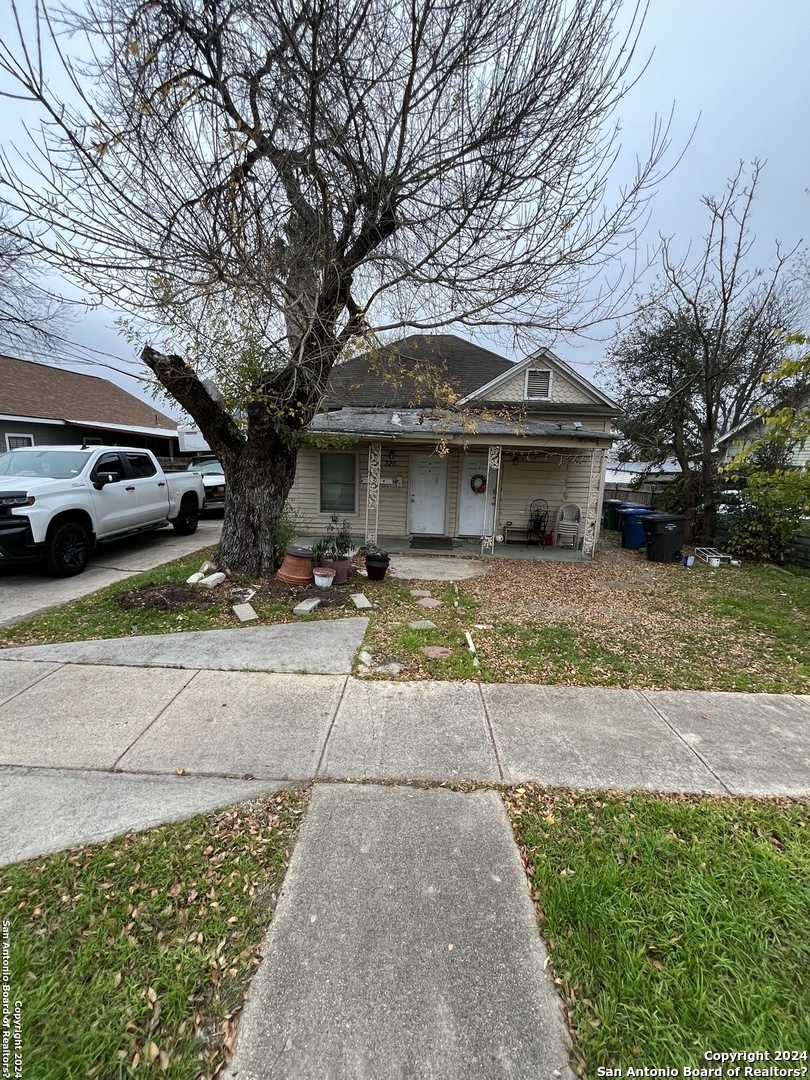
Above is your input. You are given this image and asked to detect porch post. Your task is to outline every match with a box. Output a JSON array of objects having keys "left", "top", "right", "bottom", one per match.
[
  {"left": 582, "top": 448, "right": 605, "bottom": 558},
  {"left": 481, "top": 444, "right": 502, "bottom": 554},
  {"left": 365, "top": 440, "right": 382, "bottom": 545}
]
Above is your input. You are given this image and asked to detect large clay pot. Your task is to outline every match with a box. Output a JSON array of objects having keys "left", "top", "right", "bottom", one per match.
[
  {"left": 321, "top": 557, "right": 350, "bottom": 585},
  {"left": 276, "top": 545, "right": 313, "bottom": 586}
]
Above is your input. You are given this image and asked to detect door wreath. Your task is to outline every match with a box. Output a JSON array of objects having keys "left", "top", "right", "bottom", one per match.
[{"left": 470, "top": 474, "right": 487, "bottom": 494}]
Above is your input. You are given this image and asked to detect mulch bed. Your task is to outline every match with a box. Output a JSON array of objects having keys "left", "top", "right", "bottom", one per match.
[
  {"left": 115, "top": 582, "right": 216, "bottom": 611},
  {"left": 115, "top": 575, "right": 359, "bottom": 614}
]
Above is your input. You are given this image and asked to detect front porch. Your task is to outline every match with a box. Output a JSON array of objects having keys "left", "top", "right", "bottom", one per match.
[{"left": 294, "top": 533, "right": 590, "bottom": 562}]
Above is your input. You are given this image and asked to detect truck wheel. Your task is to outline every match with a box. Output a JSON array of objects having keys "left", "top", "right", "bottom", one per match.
[
  {"left": 42, "top": 521, "right": 91, "bottom": 577},
  {"left": 172, "top": 495, "right": 199, "bottom": 535}
]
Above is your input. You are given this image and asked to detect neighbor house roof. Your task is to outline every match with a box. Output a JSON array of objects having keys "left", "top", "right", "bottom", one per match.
[
  {"left": 325, "top": 334, "right": 516, "bottom": 409},
  {"left": 0, "top": 354, "right": 177, "bottom": 436},
  {"left": 310, "top": 407, "right": 617, "bottom": 442}
]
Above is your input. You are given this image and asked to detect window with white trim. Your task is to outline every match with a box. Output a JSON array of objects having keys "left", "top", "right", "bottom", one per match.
[
  {"left": 5, "top": 434, "right": 34, "bottom": 451},
  {"left": 525, "top": 369, "right": 552, "bottom": 400},
  {"left": 320, "top": 452, "right": 356, "bottom": 513}
]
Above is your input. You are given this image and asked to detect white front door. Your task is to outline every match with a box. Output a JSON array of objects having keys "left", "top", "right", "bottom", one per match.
[
  {"left": 410, "top": 453, "right": 448, "bottom": 534},
  {"left": 458, "top": 455, "right": 497, "bottom": 536}
]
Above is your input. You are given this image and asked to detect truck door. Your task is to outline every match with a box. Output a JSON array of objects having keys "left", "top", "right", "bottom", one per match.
[
  {"left": 88, "top": 452, "right": 137, "bottom": 536},
  {"left": 122, "top": 452, "right": 169, "bottom": 525}
]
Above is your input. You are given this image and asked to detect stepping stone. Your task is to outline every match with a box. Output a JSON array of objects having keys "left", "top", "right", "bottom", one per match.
[
  {"left": 410, "top": 589, "right": 432, "bottom": 597},
  {"left": 421, "top": 645, "right": 451, "bottom": 659},
  {"left": 232, "top": 603, "right": 259, "bottom": 623},
  {"left": 409, "top": 620, "right": 438, "bottom": 630},
  {"left": 293, "top": 598, "right": 322, "bottom": 615},
  {"left": 376, "top": 662, "right": 406, "bottom": 676},
  {"left": 351, "top": 594, "right": 373, "bottom": 610},
  {"left": 224, "top": 785, "right": 572, "bottom": 1078},
  {"left": 417, "top": 597, "right": 442, "bottom": 609}
]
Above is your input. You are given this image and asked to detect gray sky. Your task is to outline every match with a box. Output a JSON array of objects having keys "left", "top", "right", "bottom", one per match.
[{"left": 3, "top": 0, "right": 808, "bottom": 405}]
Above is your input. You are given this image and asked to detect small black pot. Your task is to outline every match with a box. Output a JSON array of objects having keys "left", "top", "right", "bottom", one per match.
[{"left": 365, "top": 556, "right": 390, "bottom": 581}]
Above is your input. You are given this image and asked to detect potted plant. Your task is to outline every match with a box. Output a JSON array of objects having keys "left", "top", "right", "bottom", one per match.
[
  {"left": 363, "top": 543, "right": 390, "bottom": 581},
  {"left": 318, "top": 515, "right": 354, "bottom": 584}
]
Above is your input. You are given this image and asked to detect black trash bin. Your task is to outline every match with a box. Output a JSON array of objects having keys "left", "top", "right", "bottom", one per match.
[{"left": 642, "top": 513, "right": 687, "bottom": 563}]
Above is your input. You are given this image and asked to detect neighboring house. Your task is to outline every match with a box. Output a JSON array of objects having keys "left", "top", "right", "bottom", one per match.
[
  {"left": 714, "top": 407, "right": 810, "bottom": 470},
  {"left": 0, "top": 355, "right": 179, "bottom": 456},
  {"left": 605, "top": 458, "right": 682, "bottom": 487},
  {"left": 288, "top": 334, "right": 620, "bottom": 556}
]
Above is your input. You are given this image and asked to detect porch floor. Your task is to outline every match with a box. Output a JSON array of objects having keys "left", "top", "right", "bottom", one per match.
[{"left": 295, "top": 535, "right": 590, "bottom": 562}]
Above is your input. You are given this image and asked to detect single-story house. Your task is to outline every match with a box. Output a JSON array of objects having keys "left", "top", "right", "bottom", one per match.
[
  {"left": 714, "top": 407, "right": 810, "bottom": 470},
  {"left": 288, "top": 335, "right": 620, "bottom": 556},
  {"left": 0, "top": 354, "right": 179, "bottom": 457}
]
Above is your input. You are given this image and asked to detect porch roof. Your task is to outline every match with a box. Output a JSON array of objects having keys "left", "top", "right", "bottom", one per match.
[{"left": 309, "top": 407, "right": 617, "bottom": 444}]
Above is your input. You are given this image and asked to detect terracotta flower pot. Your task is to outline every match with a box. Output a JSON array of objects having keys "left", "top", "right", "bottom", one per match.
[
  {"left": 276, "top": 545, "right": 313, "bottom": 586},
  {"left": 313, "top": 567, "right": 336, "bottom": 587}
]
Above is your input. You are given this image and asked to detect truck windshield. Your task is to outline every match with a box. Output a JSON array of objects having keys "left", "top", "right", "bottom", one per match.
[{"left": 0, "top": 450, "right": 92, "bottom": 479}]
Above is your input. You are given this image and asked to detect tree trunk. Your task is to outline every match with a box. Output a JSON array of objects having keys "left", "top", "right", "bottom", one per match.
[
  {"left": 217, "top": 433, "right": 299, "bottom": 578},
  {"left": 698, "top": 427, "right": 718, "bottom": 544}
]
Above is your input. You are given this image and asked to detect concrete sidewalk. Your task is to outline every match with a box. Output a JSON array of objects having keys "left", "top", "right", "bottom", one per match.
[
  {"left": 223, "top": 784, "right": 573, "bottom": 1080},
  {"left": 2, "top": 629, "right": 809, "bottom": 1078},
  {"left": 1, "top": 652, "right": 809, "bottom": 863}
]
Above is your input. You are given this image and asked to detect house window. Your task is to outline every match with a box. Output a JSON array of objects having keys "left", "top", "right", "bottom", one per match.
[
  {"left": 525, "top": 369, "right": 552, "bottom": 400},
  {"left": 5, "top": 434, "right": 34, "bottom": 451},
  {"left": 320, "top": 452, "right": 356, "bottom": 513}
]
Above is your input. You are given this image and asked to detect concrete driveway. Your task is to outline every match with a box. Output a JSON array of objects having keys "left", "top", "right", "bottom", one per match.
[{"left": 0, "top": 516, "right": 222, "bottom": 628}]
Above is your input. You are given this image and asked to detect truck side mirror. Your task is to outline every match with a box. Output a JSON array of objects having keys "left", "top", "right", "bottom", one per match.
[{"left": 93, "top": 473, "right": 117, "bottom": 490}]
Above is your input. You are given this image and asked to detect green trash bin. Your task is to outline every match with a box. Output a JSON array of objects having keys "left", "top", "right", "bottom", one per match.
[{"left": 602, "top": 499, "right": 623, "bottom": 531}]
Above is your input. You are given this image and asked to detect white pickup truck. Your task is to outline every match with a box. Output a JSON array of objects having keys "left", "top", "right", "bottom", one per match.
[{"left": 0, "top": 445, "right": 206, "bottom": 577}]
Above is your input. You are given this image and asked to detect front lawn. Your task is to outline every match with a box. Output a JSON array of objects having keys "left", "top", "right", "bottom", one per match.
[
  {"left": 0, "top": 789, "right": 307, "bottom": 1079},
  {"left": 2, "top": 540, "right": 808, "bottom": 692},
  {"left": 505, "top": 787, "right": 810, "bottom": 1078}
]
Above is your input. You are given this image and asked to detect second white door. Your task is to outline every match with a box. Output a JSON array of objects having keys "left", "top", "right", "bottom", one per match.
[{"left": 457, "top": 455, "right": 497, "bottom": 536}]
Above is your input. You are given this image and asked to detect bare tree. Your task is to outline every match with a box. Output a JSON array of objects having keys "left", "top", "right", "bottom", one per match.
[
  {"left": 0, "top": 208, "right": 68, "bottom": 352},
  {"left": 604, "top": 162, "right": 805, "bottom": 540},
  {"left": 0, "top": 0, "right": 668, "bottom": 575}
]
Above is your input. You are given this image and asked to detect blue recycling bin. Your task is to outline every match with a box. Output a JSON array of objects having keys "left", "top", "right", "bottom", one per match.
[{"left": 618, "top": 506, "right": 656, "bottom": 549}]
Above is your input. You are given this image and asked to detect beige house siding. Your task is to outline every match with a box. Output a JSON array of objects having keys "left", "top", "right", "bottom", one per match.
[
  {"left": 290, "top": 447, "right": 412, "bottom": 536},
  {"left": 290, "top": 444, "right": 604, "bottom": 546},
  {"left": 484, "top": 367, "right": 594, "bottom": 405},
  {"left": 496, "top": 456, "right": 595, "bottom": 533}
]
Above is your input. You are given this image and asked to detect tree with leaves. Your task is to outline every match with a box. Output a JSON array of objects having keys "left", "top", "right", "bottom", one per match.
[
  {"left": 603, "top": 163, "right": 806, "bottom": 541},
  {"left": 718, "top": 333, "right": 810, "bottom": 562},
  {"left": 0, "top": 0, "right": 667, "bottom": 575}
]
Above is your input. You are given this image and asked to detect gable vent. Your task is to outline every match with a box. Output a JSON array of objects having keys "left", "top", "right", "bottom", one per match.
[{"left": 525, "top": 368, "right": 552, "bottom": 400}]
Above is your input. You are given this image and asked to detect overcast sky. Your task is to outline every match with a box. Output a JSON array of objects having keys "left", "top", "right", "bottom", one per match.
[{"left": 3, "top": 0, "right": 808, "bottom": 408}]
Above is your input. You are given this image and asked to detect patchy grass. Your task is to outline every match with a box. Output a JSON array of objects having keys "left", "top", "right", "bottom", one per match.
[
  {"left": 505, "top": 786, "right": 810, "bottom": 1078},
  {"left": 0, "top": 789, "right": 308, "bottom": 1078},
  {"left": 3, "top": 538, "right": 809, "bottom": 692},
  {"left": 0, "top": 547, "right": 358, "bottom": 649},
  {"left": 459, "top": 546, "right": 810, "bottom": 692}
]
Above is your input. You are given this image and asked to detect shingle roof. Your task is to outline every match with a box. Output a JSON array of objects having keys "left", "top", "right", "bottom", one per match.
[
  {"left": 325, "top": 334, "right": 516, "bottom": 408},
  {"left": 0, "top": 355, "right": 177, "bottom": 434},
  {"left": 310, "top": 408, "right": 617, "bottom": 442}
]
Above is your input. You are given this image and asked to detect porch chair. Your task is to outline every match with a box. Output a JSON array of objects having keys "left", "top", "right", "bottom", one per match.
[
  {"left": 526, "top": 499, "right": 549, "bottom": 545},
  {"left": 553, "top": 502, "right": 582, "bottom": 549}
]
